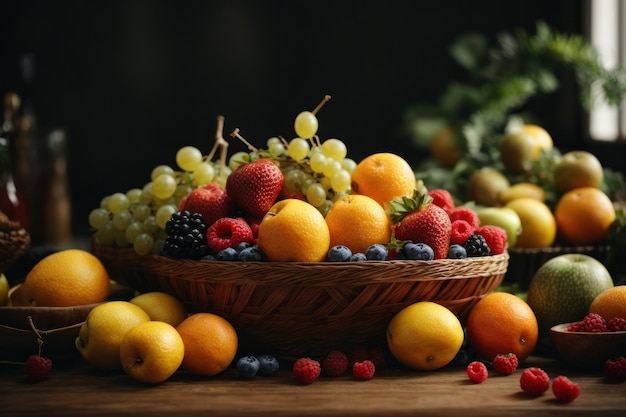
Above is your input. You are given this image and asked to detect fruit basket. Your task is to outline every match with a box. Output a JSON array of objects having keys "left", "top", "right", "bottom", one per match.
[
  {"left": 505, "top": 245, "right": 609, "bottom": 289},
  {"left": 93, "top": 244, "right": 509, "bottom": 359}
]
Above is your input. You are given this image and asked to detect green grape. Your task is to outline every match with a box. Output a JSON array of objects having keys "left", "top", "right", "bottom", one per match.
[
  {"left": 152, "top": 174, "right": 177, "bottom": 200},
  {"left": 126, "top": 188, "right": 143, "bottom": 204},
  {"left": 173, "top": 183, "right": 193, "bottom": 205},
  {"left": 294, "top": 111, "right": 318, "bottom": 138},
  {"left": 287, "top": 138, "right": 310, "bottom": 161},
  {"left": 320, "top": 176, "right": 332, "bottom": 191},
  {"left": 131, "top": 204, "right": 151, "bottom": 221},
  {"left": 156, "top": 204, "right": 177, "bottom": 229},
  {"left": 94, "top": 221, "right": 115, "bottom": 245},
  {"left": 114, "top": 228, "right": 130, "bottom": 247},
  {"left": 99, "top": 196, "right": 109, "bottom": 210},
  {"left": 268, "top": 142, "right": 286, "bottom": 157},
  {"left": 151, "top": 164, "right": 175, "bottom": 181},
  {"left": 112, "top": 208, "right": 132, "bottom": 231},
  {"left": 134, "top": 232, "right": 154, "bottom": 256},
  {"left": 321, "top": 138, "right": 347, "bottom": 161},
  {"left": 317, "top": 199, "right": 333, "bottom": 216},
  {"left": 341, "top": 158, "right": 357, "bottom": 173},
  {"left": 300, "top": 176, "right": 315, "bottom": 195},
  {"left": 229, "top": 151, "right": 251, "bottom": 171},
  {"left": 322, "top": 159, "right": 342, "bottom": 178},
  {"left": 306, "top": 182, "right": 327, "bottom": 207},
  {"left": 89, "top": 208, "right": 110, "bottom": 229},
  {"left": 331, "top": 169, "right": 351, "bottom": 193},
  {"left": 266, "top": 137, "right": 282, "bottom": 148},
  {"left": 284, "top": 168, "right": 306, "bottom": 192},
  {"left": 193, "top": 162, "right": 216, "bottom": 185},
  {"left": 310, "top": 152, "right": 327, "bottom": 173},
  {"left": 176, "top": 146, "right": 203, "bottom": 171},
  {"left": 125, "top": 220, "right": 144, "bottom": 244},
  {"left": 139, "top": 183, "right": 153, "bottom": 204},
  {"left": 152, "top": 238, "right": 165, "bottom": 255},
  {"left": 332, "top": 191, "right": 348, "bottom": 201},
  {"left": 107, "top": 192, "right": 130, "bottom": 214}
]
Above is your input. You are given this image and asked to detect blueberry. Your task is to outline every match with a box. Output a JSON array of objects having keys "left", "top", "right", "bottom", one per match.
[
  {"left": 404, "top": 243, "right": 434, "bottom": 260},
  {"left": 234, "top": 241, "right": 252, "bottom": 252},
  {"left": 217, "top": 247, "right": 239, "bottom": 261},
  {"left": 200, "top": 254, "right": 217, "bottom": 261},
  {"left": 327, "top": 245, "right": 352, "bottom": 262},
  {"left": 236, "top": 355, "right": 260, "bottom": 379},
  {"left": 447, "top": 244, "right": 467, "bottom": 259},
  {"left": 349, "top": 252, "right": 367, "bottom": 262},
  {"left": 365, "top": 244, "right": 388, "bottom": 261},
  {"left": 239, "top": 246, "right": 264, "bottom": 261},
  {"left": 256, "top": 355, "right": 280, "bottom": 376}
]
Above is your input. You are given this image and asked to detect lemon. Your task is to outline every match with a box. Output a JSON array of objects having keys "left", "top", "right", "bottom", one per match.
[
  {"left": 130, "top": 292, "right": 188, "bottom": 327},
  {"left": 386, "top": 301, "right": 464, "bottom": 371}
]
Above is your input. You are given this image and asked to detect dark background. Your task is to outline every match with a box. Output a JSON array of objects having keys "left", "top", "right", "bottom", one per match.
[{"left": 2, "top": 0, "right": 620, "bottom": 243}]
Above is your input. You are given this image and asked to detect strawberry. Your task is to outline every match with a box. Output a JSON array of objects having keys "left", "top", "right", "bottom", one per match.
[
  {"left": 179, "top": 182, "right": 235, "bottom": 228},
  {"left": 389, "top": 191, "right": 451, "bottom": 259},
  {"left": 226, "top": 159, "right": 285, "bottom": 218}
]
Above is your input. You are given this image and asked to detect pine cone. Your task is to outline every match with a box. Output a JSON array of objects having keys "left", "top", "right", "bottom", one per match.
[{"left": 0, "top": 211, "right": 30, "bottom": 274}]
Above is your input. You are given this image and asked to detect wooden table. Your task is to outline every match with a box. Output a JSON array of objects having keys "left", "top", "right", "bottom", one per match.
[{"left": 1, "top": 355, "right": 624, "bottom": 416}]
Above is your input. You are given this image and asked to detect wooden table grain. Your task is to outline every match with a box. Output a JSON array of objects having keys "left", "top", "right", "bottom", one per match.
[{"left": 1, "top": 355, "right": 624, "bottom": 416}]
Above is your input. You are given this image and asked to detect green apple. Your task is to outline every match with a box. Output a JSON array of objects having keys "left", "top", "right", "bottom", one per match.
[{"left": 477, "top": 206, "right": 522, "bottom": 248}]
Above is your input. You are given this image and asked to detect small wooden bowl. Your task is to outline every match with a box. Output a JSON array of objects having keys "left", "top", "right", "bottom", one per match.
[{"left": 550, "top": 323, "right": 626, "bottom": 369}]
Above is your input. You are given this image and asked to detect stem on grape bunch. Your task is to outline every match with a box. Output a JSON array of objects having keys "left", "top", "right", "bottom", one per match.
[
  {"left": 312, "top": 94, "right": 331, "bottom": 115},
  {"left": 230, "top": 128, "right": 258, "bottom": 153},
  {"left": 206, "top": 115, "right": 229, "bottom": 181}
]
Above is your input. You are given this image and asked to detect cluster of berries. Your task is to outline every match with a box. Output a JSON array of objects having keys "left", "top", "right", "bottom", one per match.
[
  {"left": 567, "top": 313, "right": 626, "bottom": 332},
  {"left": 293, "top": 346, "right": 387, "bottom": 384},
  {"left": 466, "top": 354, "right": 580, "bottom": 403},
  {"left": 235, "top": 354, "right": 280, "bottom": 379}
]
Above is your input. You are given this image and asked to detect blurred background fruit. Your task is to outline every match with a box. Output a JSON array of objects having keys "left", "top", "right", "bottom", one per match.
[
  {"left": 476, "top": 207, "right": 522, "bottom": 248},
  {"left": 499, "top": 182, "right": 546, "bottom": 204},
  {"left": 588, "top": 285, "right": 626, "bottom": 322},
  {"left": 504, "top": 198, "right": 556, "bottom": 248},
  {"left": 553, "top": 151, "right": 604, "bottom": 194},
  {"left": 467, "top": 168, "right": 510, "bottom": 206}
]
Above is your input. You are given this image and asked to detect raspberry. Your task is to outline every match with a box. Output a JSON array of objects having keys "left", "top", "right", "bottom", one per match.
[
  {"left": 322, "top": 350, "right": 349, "bottom": 377},
  {"left": 450, "top": 220, "right": 475, "bottom": 245},
  {"left": 352, "top": 360, "right": 375, "bottom": 380},
  {"left": 449, "top": 206, "right": 480, "bottom": 230},
  {"left": 25, "top": 355, "right": 52, "bottom": 382},
  {"left": 552, "top": 375, "right": 580, "bottom": 403},
  {"left": 464, "top": 234, "right": 490, "bottom": 257},
  {"left": 466, "top": 361, "right": 488, "bottom": 383},
  {"left": 607, "top": 317, "right": 626, "bottom": 331},
  {"left": 347, "top": 346, "right": 370, "bottom": 366},
  {"left": 476, "top": 225, "right": 508, "bottom": 255},
  {"left": 492, "top": 353, "right": 518, "bottom": 375},
  {"left": 427, "top": 189, "right": 455, "bottom": 215},
  {"left": 368, "top": 346, "right": 387, "bottom": 370},
  {"left": 572, "top": 313, "right": 607, "bottom": 333},
  {"left": 206, "top": 217, "right": 254, "bottom": 252},
  {"left": 520, "top": 367, "right": 550, "bottom": 395},
  {"left": 292, "top": 358, "right": 321, "bottom": 384},
  {"left": 604, "top": 356, "right": 626, "bottom": 379}
]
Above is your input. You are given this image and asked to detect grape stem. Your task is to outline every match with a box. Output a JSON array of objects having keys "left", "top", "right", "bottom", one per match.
[
  {"left": 230, "top": 128, "right": 259, "bottom": 153},
  {"left": 205, "top": 115, "right": 229, "bottom": 180},
  {"left": 312, "top": 95, "right": 331, "bottom": 115}
]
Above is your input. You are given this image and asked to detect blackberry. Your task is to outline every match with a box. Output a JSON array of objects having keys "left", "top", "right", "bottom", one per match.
[
  {"left": 162, "top": 211, "right": 211, "bottom": 260},
  {"left": 463, "top": 234, "right": 490, "bottom": 257}
]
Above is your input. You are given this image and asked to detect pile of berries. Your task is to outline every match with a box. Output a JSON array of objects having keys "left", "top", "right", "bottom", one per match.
[
  {"left": 567, "top": 313, "right": 626, "bottom": 332},
  {"left": 235, "top": 355, "right": 280, "bottom": 379}
]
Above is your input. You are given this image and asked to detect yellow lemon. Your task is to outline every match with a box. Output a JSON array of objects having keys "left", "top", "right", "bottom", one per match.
[
  {"left": 75, "top": 301, "right": 151, "bottom": 371},
  {"left": 120, "top": 321, "right": 185, "bottom": 384},
  {"left": 130, "top": 292, "right": 188, "bottom": 327},
  {"left": 387, "top": 301, "right": 464, "bottom": 371},
  {"left": 505, "top": 198, "right": 556, "bottom": 248},
  {"left": 499, "top": 182, "right": 546, "bottom": 204}
]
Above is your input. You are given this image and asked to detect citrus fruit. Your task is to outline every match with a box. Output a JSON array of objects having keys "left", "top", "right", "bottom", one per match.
[
  {"left": 526, "top": 254, "right": 614, "bottom": 337},
  {"left": 257, "top": 199, "right": 330, "bottom": 262},
  {"left": 554, "top": 187, "right": 616, "bottom": 246},
  {"left": 386, "top": 301, "right": 464, "bottom": 371},
  {"left": 350, "top": 153, "right": 417, "bottom": 207},
  {"left": 589, "top": 286, "right": 626, "bottom": 321},
  {"left": 467, "top": 167, "right": 510, "bottom": 206},
  {"left": 521, "top": 124, "right": 553, "bottom": 155},
  {"left": 176, "top": 312, "right": 238, "bottom": 376},
  {"left": 324, "top": 194, "right": 392, "bottom": 254},
  {"left": 21, "top": 249, "right": 111, "bottom": 307},
  {"left": 429, "top": 127, "right": 462, "bottom": 168},
  {"left": 504, "top": 198, "right": 556, "bottom": 248},
  {"left": 8, "top": 283, "right": 27, "bottom": 306},
  {"left": 466, "top": 292, "right": 538, "bottom": 362},
  {"left": 120, "top": 320, "right": 185, "bottom": 384},
  {"left": 498, "top": 182, "right": 546, "bottom": 204},
  {"left": 75, "top": 301, "right": 151, "bottom": 370},
  {"left": 553, "top": 151, "right": 604, "bottom": 194},
  {"left": 129, "top": 292, "right": 188, "bottom": 327}
]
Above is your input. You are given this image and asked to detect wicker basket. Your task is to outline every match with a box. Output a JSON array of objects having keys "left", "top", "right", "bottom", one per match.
[{"left": 93, "top": 244, "right": 509, "bottom": 359}]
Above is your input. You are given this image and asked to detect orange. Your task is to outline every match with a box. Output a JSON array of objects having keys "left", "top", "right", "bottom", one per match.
[
  {"left": 504, "top": 198, "right": 556, "bottom": 248},
  {"left": 257, "top": 199, "right": 330, "bottom": 262},
  {"left": 466, "top": 292, "right": 538, "bottom": 362},
  {"left": 429, "top": 127, "right": 463, "bottom": 168},
  {"left": 324, "top": 194, "right": 392, "bottom": 254},
  {"left": 120, "top": 321, "right": 185, "bottom": 384},
  {"left": 22, "top": 249, "right": 111, "bottom": 307},
  {"left": 386, "top": 301, "right": 464, "bottom": 371},
  {"left": 521, "top": 124, "right": 553, "bottom": 156},
  {"left": 554, "top": 187, "right": 616, "bottom": 246},
  {"left": 350, "top": 153, "right": 417, "bottom": 207},
  {"left": 176, "top": 312, "right": 238, "bottom": 376},
  {"left": 589, "top": 286, "right": 626, "bottom": 321}
]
